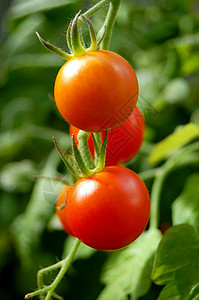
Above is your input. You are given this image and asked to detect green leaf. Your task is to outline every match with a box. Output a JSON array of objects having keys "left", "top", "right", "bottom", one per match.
[
  {"left": 163, "top": 78, "right": 190, "bottom": 103},
  {"left": 2, "top": 15, "right": 45, "bottom": 56},
  {"left": 98, "top": 230, "right": 162, "bottom": 300},
  {"left": 0, "top": 160, "right": 36, "bottom": 193},
  {"left": 9, "top": 0, "right": 77, "bottom": 19},
  {"left": 5, "top": 54, "right": 63, "bottom": 70},
  {"left": 11, "top": 135, "right": 70, "bottom": 265},
  {"left": 152, "top": 225, "right": 199, "bottom": 300},
  {"left": 172, "top": 174, "right": 199, "bottom": 234},
  {"left": 148, "top": 123, "right": 199, "bottom": 165}
]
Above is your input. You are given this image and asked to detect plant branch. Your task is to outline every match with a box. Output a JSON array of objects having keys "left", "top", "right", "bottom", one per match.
[
  {"left": 99, "top": 0, "right": 122, "bottom": 50},
  {"left": 81, "top": 0, "right": 110, "bottom": 21},
  {"left": 149, "top": 142, "right": 199, "bottom": 230},
  {"left": 25, "top": 239, "right": 81, "bottom": 300}
]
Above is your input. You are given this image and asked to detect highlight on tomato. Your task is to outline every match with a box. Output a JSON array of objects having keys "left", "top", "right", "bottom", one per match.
[
  {"left": 54, "top": 50, "right": 138, "bottom": 132},
  {"left": 65, "top": 166, "right": 150, "bottom": 251},
  {"left": 56, "top": 186, "right": 73, "bottom": 236},
  {"left": 70, "top": 106, "right": 145, "bottom": 166}
]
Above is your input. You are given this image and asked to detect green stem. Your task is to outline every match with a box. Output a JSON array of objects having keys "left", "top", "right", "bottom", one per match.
[
  {"left": 149, "top": 168, "right": 169, "bottom": 230},
  {"left": 45, "top": 239, "right": 81, "bottom": 300},
  {"left": 81, "top": 0, "right": 110, "bottom": 21},
  {"left": 25, "top": 239, "right": 81, "bottom": 299},
  {"left": 77, "top": 131, "right": 95, "bottom": 169},
  {"left": 149, "top": 142, "right": 199, "bottom": 230},
  {"left": 100, "top": 0, "right": 122, "bottom": 50},
  {"left": 37, "top": 261, "right": 63, "bottom": 290},
  {"left": 138, "top": 168, "right": 159, "bottom": 181}
]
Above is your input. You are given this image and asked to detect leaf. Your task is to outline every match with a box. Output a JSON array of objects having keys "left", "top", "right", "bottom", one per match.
[
  {"left": 163, "top": 78, "right": 190, "bottom": 103},
  {"left": 2, "top": 14, "right": 45, "bottom": 56},
  {"left": 98, "top": 230, "right": 162, "bottom": 300},
  {"left": 152, "top": 225, "right": 199, "bottom": 300},
  {"left": 5, "top": 54, "right": 63, "bottom": 70},
  {"left": 9, "top": 0, "right": 77, "bottom": 19},
  {"left": 172, "top": 174, "right": 199, "bottom": 234},
  {"left": 0, "top": 159, "right": 36, "bottom": 193},
  {"left": 11, "top": 135, "right": 70, "bottom": 265},
  {"left": 148, "top": 123, "right": 199, "bottom": 165}
]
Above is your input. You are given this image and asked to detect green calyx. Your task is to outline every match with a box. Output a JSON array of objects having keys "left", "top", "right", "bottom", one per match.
[
  {"left": 53, "top": 131, "right": 108, "bottom": 179},
  {"left": 36, "top": 11, "right": 106, "bottom": 60}
]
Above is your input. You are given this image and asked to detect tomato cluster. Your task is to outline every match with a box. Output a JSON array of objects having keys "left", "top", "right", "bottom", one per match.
[{"left": 55, "top": 50, "right": 150, "bottom": 250}]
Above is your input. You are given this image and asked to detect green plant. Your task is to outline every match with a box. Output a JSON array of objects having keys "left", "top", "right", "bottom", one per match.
[{"left": 1, "top": 0, "right": 199, "bottom": 299}]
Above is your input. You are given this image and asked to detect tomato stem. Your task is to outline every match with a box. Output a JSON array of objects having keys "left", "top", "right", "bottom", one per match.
[
  {"left": 99, "top": 0, "right": 122, "bottom": 50},
  {"left": 77, "top": 131, "right": 95, "bottom": 169},
  {"left": 149, "top": 141, "right": 199, "bottom": 230},
  {"left": 81, "top": 0, "right": 110, "bottom": 21},
  {"left": 25, "top": 238, "right": 81, "bottom": 300}
]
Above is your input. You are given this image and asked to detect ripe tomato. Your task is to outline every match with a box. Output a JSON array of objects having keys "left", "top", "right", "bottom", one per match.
[
  {"left": 65, "top": 166, "right": 150, "bottom": 250},
  {"left": 56, "top": 186, "right": 73, "bottom": 236},
  {"left": 70, "top": 107, "right": 145, "bottom": 166},
  {"left": 54, "top": 50, "right": 138, "bottom": 132}
]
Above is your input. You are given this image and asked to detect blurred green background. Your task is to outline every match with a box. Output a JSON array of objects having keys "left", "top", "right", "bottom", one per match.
[{"left": 0, "top": 0, "right": 199, "bottom": 299}]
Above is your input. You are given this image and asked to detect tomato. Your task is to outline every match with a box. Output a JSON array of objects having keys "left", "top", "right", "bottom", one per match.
[
  {"left": 54, "top": 50, "right": 138, "bottom": 132},
  {"left": 70, "top": 106, "right": 145, "bottom": 166},
  {"left": 65, "top": 166, "right": 150, "bottom": 250},
  {"left": 56, "top": 186, "right": 73, "bottom": 236}
]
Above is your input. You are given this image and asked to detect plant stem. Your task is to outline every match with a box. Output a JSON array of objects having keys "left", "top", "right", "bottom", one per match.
[
  {"left": 149, "top": 142, "right": 199, "bottom": 230},
  {"left": 138, "top": 168, "right": 159, "bottom": 181},
  {"left": 77, "top": 131, "right": 95, "bottom": 169},
  {"left": 25, "top": 238, "right": 81, "bottom": 299},
  {"left": 82, "top": 0, "right": 110, "bottom": 20},
  {"left": 37, "top": 261, "right": 63, "bottom": 290},
  {"left": 45, "top": 238, "right": 81, "bottom": 300},
  {"left": 100, "top": 0, "right": 122, "bottom": 50},
  {"left": 149, "top": 168, "right": 169, "bottom": 230}
]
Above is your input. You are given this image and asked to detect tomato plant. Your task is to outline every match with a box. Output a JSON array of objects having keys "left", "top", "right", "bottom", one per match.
[
  {"left": 56, "top": 186, "right": 73, "bottom": 236},
  {"left": 70, "top": 106, "right": 145, "bottom": 166},
  {"left": 54, "top": 50, "right": 138, "bottom": 132},
  {"left": 65, "top": 166, "right": 150, "bottom": 251}
]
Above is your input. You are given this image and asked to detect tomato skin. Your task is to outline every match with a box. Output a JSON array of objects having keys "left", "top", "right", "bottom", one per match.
[
  {"left": 56, "top": 186, "right": 73, "bottom": 236},
  {"left": 70, "top": 107, "right": 145, "bottom": 166},
  {"left": 54, "top": 50, "right": 138, "bottom": 132},
  {"left": 65, "top": 166, "right": 150, "bottom": 250}
]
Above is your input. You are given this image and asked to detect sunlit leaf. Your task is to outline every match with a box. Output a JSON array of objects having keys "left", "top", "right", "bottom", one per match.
[
  {"left": 148, "top": 123, "right": 199, "bottom": 165},
  {"left": 163, "top": 78, "right": 190, "bottom": 103},
  {"left": 172, "top": 174, "right": 199, "bottom": 234}
]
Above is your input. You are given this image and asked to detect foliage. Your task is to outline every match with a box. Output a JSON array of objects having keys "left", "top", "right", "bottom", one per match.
[{"left": 0, "top": 0, "right": 199, "bottom": 299}]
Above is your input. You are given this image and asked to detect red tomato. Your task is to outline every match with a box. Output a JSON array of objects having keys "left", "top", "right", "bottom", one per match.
[
  {"left": 70, "top": 107, "right": 145, "bottom": 166},
  {"left": 54, "top": 50, "right": 138, "bottom": 132},
  {"left": 56, "top": 186, "right": 73, "bottom": 236},
  {"left": 65, "top": 166, "right": 150, "bottom": 250}
]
